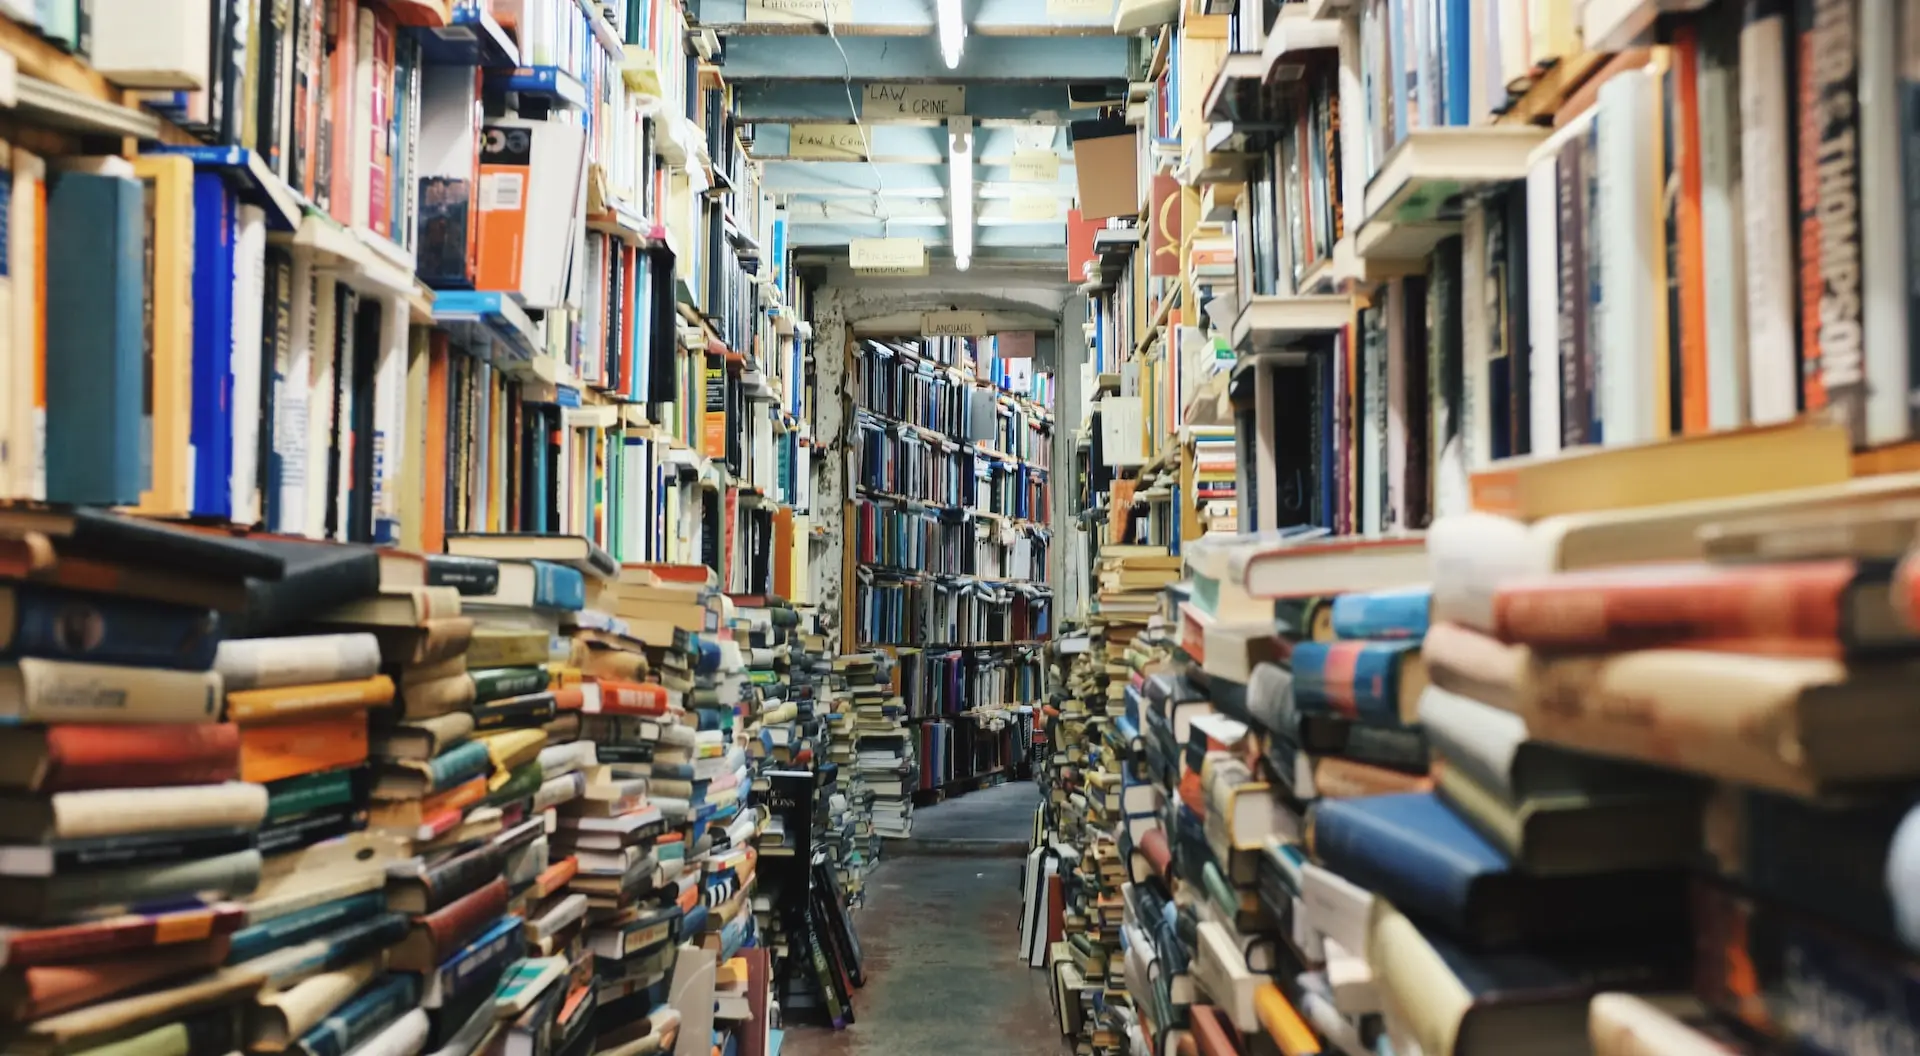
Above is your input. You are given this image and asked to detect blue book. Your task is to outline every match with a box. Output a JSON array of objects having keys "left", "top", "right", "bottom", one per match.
[
  {"left": 44, "top": 170, "right": 144, "bottom": 506},
  {"left": 1329, "top": 587, "right": 1432, "bottom": 640},
  {"left": 295, "top": 972, "right": 419, "bottom": 1056},
  {"left": 529, "top": 560, "right": 586, "bottom": 611},
  {"left": 1440, "top": 0, "right": 1470, "bottom": 126},
  {"left": 1309, "top": 793, "right": 1685, "bottom": 947},
  {"left": 430, "top": 914, "right": 524, "bottom": 1009},
  {"left": 0, "top": 583, "right": 222, "bottom": 669},
  {"left": 226, "top": 891, "right": 386, "bottom": 965},
  {"left": 1290, "top": 640, "right": 1423, "bottom": 726},
  {"left": 190, "top": 172, "right": 236, "bottom": 518},
  {"left": 424, "top": 739, "right": 495, "bottom": 793}
]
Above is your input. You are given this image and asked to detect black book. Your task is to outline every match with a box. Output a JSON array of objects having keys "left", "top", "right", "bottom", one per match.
[
  {"left": 256, "top": 804, "right": 366, "bottom": 856},
  {"left": 227, "top": 536, "right": 381, "bottom": 637},
  {"left": 0, "top": 507, "right": 285, "bottom": 580},
  {"left": 424, "top": 554, "right": 499, "bottom": 595},
  {"left": 0, "top": 826, "right": 256, "bottom": 877}
]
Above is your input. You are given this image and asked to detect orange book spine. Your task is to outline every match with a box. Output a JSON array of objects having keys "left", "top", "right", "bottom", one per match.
[
  {"left": 237, "top": 712, "right": 370, "bottom": 783},
  {"left": 423, "top": 332, "right": 450, "bottom": 555},
  {"left": 1673, "top": 27, "right": 1710, "bottom": 435},
  {"left": 1493, "top": 560, "right": 1859, "bottom": 648},
  {"left": 327, "top": 0, "right": 358, "bottom": 225},
  {"left": 227, "top": 675, "right": 396, "bottom": 723}
]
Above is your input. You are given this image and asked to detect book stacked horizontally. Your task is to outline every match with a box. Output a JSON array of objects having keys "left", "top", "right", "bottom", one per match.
[
  {"left": 848, "top": 653, "right": 914, "bottom": 840},
  {"left": 821, "top": 652, "right": 883, "bottom": 884}
]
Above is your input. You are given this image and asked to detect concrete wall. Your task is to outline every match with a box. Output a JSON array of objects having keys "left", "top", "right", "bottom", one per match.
[{"left": 804, "top": 264, "right": 1083, "bottom": 638}]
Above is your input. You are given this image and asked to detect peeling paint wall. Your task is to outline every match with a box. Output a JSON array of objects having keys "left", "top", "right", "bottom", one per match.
[{"left": 803, "top": 268, "right": 1078, "bottom": 641}]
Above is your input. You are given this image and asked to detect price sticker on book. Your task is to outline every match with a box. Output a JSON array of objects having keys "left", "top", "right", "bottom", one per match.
[
  {"left": 745, "top": 0, "right": 853, "bottom": 23},
  {"left": 1011, "top": 149, "right": 1061, "bottom": 183}
]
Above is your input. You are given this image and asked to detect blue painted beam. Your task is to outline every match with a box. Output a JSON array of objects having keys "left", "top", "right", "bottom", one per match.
[
  {"left": 718, "top": 35, "right": 1128, "bottom": 82},
  {"left": 784, "top": 196, "right": 1077, "bottom": 223},
  {"left": 751, "top": 124, "right": 1066, "bottom": 162},
  {"left": 761, "top": 160, "right": 1078, "bottom": 195},
  {"left": 785, "top": 220, "right": 1068, "bottom": 247},
  {"left": 735, "top": 82, "right": 1080, "bottom": 122},
  {"left": 693, "top": 0, "right": 1115, "bottom": 33}
]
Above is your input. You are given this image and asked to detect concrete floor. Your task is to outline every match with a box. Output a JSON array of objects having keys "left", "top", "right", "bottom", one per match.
[
  {"left": 908, "top": 780, "right": 1041, "bottom": 843},
  {"left": 783, "top": 782, "right": 1063, "bottom": 1056}
]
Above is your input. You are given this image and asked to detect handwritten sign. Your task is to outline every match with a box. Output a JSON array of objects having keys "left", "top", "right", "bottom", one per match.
[
  {"left": 856, "top": 261, "right": 932, "bottom": 277},
  {"left": 1011, "top": 149, "right": 1061, "bottom": 183},
  {"left": 850, "top": 238, "right": 927, "bottom": 270},
  {"left": 923, "top": 311, "right": 990, "bottom": 338},
  {"left": 744, "top": 0, "right": 853, "bottom": 24},
  {"left": 863, "top": 84, "right": 966, "bottom": 119},
  {"left": 1047, "top": 0, "right": 1113, "bottom": 16},
  {"left": 788, "top": 124, "right": 867, "bottom": 160},
  {"left": 1010, "top": 193, "right": 1060, "bottom": 222}
]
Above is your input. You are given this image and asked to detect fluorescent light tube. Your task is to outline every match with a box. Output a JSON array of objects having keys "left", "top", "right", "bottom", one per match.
[
  {"left": 938, "top": 0, "right": 965, "bottom": 68},
  {"left": 950, "top": 117, "right": 974, "bottom": 270}
]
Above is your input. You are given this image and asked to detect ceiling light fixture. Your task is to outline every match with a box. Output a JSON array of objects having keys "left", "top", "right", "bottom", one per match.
[
  {"left": 937, "top": 0, "right": 966, "bottom": 69},
  {"left": 949, "top": 116, "right": 974, "bottom": 271}
]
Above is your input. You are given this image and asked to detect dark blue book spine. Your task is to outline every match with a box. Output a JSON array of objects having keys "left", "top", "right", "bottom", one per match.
[
  {"left": 436, "top": 915, "right": 524, "bottom": 1005},
  {"left": 3, "top": 583, "right": 222, "bottom": 669},
  {"left": 1903, "top": 0, "right": 1920, "bottom": 438},
  {"left": 45, "top": 170, "right": 143, "bottom": 506},
  {"left": 191, "top": 172, "right": 236, "bottom": 518},
  {"left": 1289, "top": 641, "right": 1418, "bottom": 724},
  {"left": 226, "top": 891, "right": 385, "bottom": 964},
  {"left": 1310, "top": 792, "right": 1502, "bottom": 935}
]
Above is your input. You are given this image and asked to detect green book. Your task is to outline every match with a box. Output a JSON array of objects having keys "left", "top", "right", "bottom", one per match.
[
  {"left": 265, "top": 767, "right": 365, "bottom": 821},
  {"left": 471, "top": 665, "right": 548, "bottom": 704}
]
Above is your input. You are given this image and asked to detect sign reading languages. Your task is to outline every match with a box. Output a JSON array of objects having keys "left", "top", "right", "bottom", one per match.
[{"left": 923, "top": 311, "right": 990, "bottom": 338}]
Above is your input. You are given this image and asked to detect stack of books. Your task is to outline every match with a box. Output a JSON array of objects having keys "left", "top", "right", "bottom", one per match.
[
  {"left": 821, "top": 652, "right": 881, "bottom": 896},
  {"left": 841, "top": 653, "right": 914, "bottom": 840}
]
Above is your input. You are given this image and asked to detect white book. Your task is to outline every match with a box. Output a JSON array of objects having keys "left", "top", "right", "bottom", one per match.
[
  {"left": 1860, "top": 0, "right": 1910, "bottom": 444},
  {"left": 351, "top": 1008, "right": 429, "bottom": 1056},
  {"left": 1384, "top": 282, "right": 1410, "bottom": 529},
  {"left": 1739, "top": 4, "right": 1801, "bottom": 424},
  {"left": 330, "top": 288, "right": 357, "bottom": 541},
  {"left": 89, "top": 0, "right": 211, "bottom": 88},
  {"left": 1460, "top": 201, "right": 1491, "bottom": 470},
  {"left": 230, "top": 204, "right": 268, "bottom": 526},
  {"left": 371, "top": 296, "right": 407, "bottom": 542},
  {"left": 272, "top": 253, "right": 314, "bottom": 535},
  {"left": 1595, "top": 68, "right": 1661, "bottom": 447},
  {"left": 351, "top": 6, "right": 376, "bottom": 232},
  {"left": 1696, "top": 20, "right": 1750, "bottom": 432},
  {"left": 1526, "top": 129, "right": 1573, "bottom": 458},
  {"left": 304, "top": 273, "right": 338, "bottom": 541}
]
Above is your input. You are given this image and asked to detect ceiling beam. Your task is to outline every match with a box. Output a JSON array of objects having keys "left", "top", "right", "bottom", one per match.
[
  {"left": 786, "top": 220, "right": 1067, "bottom": 247},
  {"left": 750, "top": 124, "right": 1065, "bottom": 163},
  {"left": 717, "top": 35, "right": 1128, "bottom": 82},
  {"left": 762, "top": 160, "right": 1077, "bottom": 196},
  {"left": 785, "top": 196, "right": 1074, "bottom": 224},
  {"left": 692, "top": 0, "right": 1115, "bottom": 35},
  {"left": 735, "top": 82, "right": 1084, "bottom": 123}
]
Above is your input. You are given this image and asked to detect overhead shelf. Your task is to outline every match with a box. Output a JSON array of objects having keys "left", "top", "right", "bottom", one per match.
[
  {"left": 148, "top": 145, "right": 305, "bottom": 232},
  {"left": 1259, "top": 10, "right": 1341, "bottom": 80},
  {"left": 1231, "top": 294, "right": 1352, "bottom": 353},
  {"left": 1355, "top": 126, "right": 1550, "bottom": 262},
  {"left": 284, "top": 213, "right": 417, "bottom": 296},
  {"left": 432, "top": 290, "right": 546, "bottom": 379},
  {"left": 414, "top": 3, "right": 519, "bottom": 66},
  {"left": 487, "top": 66, "right": 588, "bottom": 108},
  {"left": 13, "top": 72, "right": 158, "bottom": 139}
]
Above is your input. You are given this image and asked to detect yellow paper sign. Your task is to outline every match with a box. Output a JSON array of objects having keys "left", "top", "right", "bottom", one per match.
[
  {"left": 744, "top": 0, "right": 854, "bottom": 24},
  {"left": 850, "top": 238, "right": 928, "bottom": 270},
  {"left": 1047, "top": 0, "right": 1113, "bottom": 16},
  {"left": 1011, "top": 149, "right": 1062, "bottom": 183},
  {"left": 1010, "top": 194, "right": 1060, "bottom": 221},
  {"left": 923, "top": 311, "right": 990, "bottom": 338},
  {"left": 863, "top": 84, "right": 967, "bottom": 119},
  {"left": 788, "top": 124, "right": 868, "bottom": 160}
]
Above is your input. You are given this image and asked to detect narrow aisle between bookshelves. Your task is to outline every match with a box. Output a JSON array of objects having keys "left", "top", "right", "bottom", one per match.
[{"left": 783, "top": 855, "right": 1064, "bottom": 1056}]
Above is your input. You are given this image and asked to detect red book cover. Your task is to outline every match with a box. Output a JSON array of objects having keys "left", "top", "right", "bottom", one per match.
[
  {"left": 392, "top": 877, "right": 508, "bottom": 971},
  {"left": 1493, "top": 559, "right": 1875, "bottom": 649},
  {"left": 587, "top": 679, "right": 668, "bottom": 716},
  {"left": 326, "top": 0, "right": 358, "bottom": 224},
  {"left": 1067, "top": 208, "right": 1099, "bottom": 283},
  {"left": 533, "top": 856, "right": 578, "bottom": 899},
  {"left": 38, "top": 724, "right": 241, "bottom": 792},
  {"left": 10, "top": 935, "right": 230, "bottom": 1020},
  {"left": 620, "top": 563, "right": 714, "bottom": 586},
  {"left": 0, "top": 903, "right": 245, "bottom": 968},
  {"left": 368, "top": 9, "right": 395, "bottom": 238}
]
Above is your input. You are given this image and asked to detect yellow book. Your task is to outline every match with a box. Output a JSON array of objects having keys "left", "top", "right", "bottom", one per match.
[
  {"left": 475, "top": 727, "right": 548, "bottom": 787},
  {"left": 130, "top": 155, "right": 195, "bottom": 516}
]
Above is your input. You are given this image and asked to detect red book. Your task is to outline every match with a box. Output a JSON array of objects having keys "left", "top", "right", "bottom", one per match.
[
  {"left": 587, "top": 679, "right": 669, "bottom": 716},
  {"left": 389, "top": 877, "right": 508, "bottom": 972},
  {"left": 1493, "top": 559, "right": 1898, "bottom": 650},
  {"left": 0, "top": 903, "right": 245, "bottom": 968},
  {"left": 4, "top": 935, "right": 230, "bottom": 1020},
  {"left": 5, "top": 724, "right": 241, "bottom": 792},
  {"left": 620, "top": 563, "right": 714, "bottom": 587}
]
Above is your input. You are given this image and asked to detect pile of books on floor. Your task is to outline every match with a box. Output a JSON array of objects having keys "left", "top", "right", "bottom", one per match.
[
  {"left": 820, "top": 653, "right": 879, "bottom": 898},
  {"left": 838, "top": 652, "right": 915, "bottom": 840}
]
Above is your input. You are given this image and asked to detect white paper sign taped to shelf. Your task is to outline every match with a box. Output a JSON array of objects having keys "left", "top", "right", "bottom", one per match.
[
  {"left": 1048, "top": 0, "right": 1114, "bottom": 16},
  {"left": 923, "top": 311, "right": 991, "bottom": 338},
  {"left": 1011, "top": 149, "right": 1062, "bottom": 183},
  {"left": 744, "top": 0, "right": 853, "bottom": 24},
  {"left": 850, "top": 237, "right": 927, "bottom": 271},
  {"left": 863, "top": 84, "right": 967, "bottom": 119},
  {"left": 1010, "top": 193, "right": 1061, "bottom": 222},
  {"left": 787, "top": 124, "right": 868, "bottom": 160}
]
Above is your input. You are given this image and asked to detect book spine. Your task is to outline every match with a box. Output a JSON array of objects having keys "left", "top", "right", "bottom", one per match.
[
  {"left": 45, "top": 848, "right": 262, "bottom": 921},
  {"left": 216, "top": 633, "right": 383, "bottom": 693},
  {"left": 435, "top": 914, "right": 523, "bottom": 1003},
  {"left": 12, "top": 659, "right": 221, "bottom": 724},
  {"left": 264, "top": 766, "right": 365, "bottom": 819},
  {"left": 470, "top": 666, "right": 548, "bottom": 704},
  {"left": 419, "top": 844, "right": 504, "bottom": 912},
  {"left": 415, "top": 877, "right": 507, "bottom": 967},
  {"left": 43, "top": 170, "right": 142, "bottom": 507},
  {"left": 1289, "top": 642, "right": 1413, "bottom": 727},
  {"left": 41, "top": 724, "right": 242, "bottom": 792},
  {"left": 293, "top": 971, "right": 417, "bottom": 1056},
  {"left": 226, "top": 674, "right": 394, "bottom": 722},
  {"left": 54, "top": 827, "right": 255, "bottom": 874},
  {"left": 1743, "top": 0, "right": 1803, "bottom": 424},
  {"left": 1329, "top": 590, "right": 1432, "bottom": 640},
  {"left": 257, "top": 804, "right": 362, "bottom": 855},
  {"left": 1496, "top": 562, "right": 1856, "bottom": 647},
  {"left": 473, "top": 692, "right": 558, "bottom": 731},
  {"left": 1797, "top": 0, "right": 1865, "bottom": 443},
  {"left": 424, "top": 739, "right": 492, "bottom": 792},
  {"left": 228, "top": 890, "right": 384, "bottom": 963}
]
